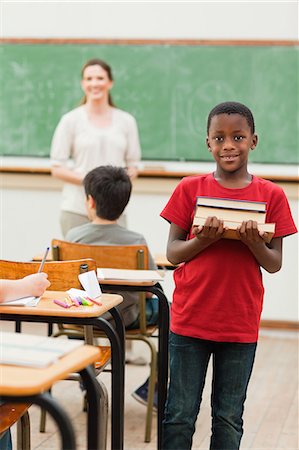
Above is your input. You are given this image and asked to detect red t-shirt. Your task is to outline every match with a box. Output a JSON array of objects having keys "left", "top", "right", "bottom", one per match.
[{"left": 160, "top": 173, "right": 297, "bottom": 343}]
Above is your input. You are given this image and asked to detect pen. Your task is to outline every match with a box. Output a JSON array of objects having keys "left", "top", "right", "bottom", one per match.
[{"left": 38, "top": 246, "right": 50, "bottom": 273}]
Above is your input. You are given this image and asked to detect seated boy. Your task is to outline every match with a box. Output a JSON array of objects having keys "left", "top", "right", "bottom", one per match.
[{"left": 65, "top": 165, "right": 159, "bottom": 406}]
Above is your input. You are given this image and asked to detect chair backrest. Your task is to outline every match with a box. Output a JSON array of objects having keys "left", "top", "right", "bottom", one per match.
[
  {"left": 0, "top": 258, "right": 97, "bottom": 291},
  {"left": 51, "top": 239, "right": 149, "bottom": 270}
]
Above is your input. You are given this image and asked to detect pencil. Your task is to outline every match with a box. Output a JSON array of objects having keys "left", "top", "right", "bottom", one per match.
[{"left": 38, "top": 247, "right": 50, "bottom": 273}]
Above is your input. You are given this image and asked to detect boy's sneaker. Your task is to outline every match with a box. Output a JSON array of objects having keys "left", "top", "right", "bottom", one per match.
[{"left": 131, "top": 378, "right": 157, "bottom": 412}]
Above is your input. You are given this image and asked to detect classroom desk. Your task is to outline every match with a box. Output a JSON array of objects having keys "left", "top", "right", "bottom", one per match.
[
  {"left": 98, "top": 278, "right": 170, "bottom": 450},
  {"left": 0, "top": 291, "right": 125, "bottom": 450},
  {"left": 0, "top": 344, "right": 101, "bottom": 450},
  {"left": 154, "top": 253, "right": 177, "bottom": 270}
]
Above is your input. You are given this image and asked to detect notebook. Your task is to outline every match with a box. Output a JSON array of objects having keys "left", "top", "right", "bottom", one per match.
[
  {"left": 0, "top": 332, "right": 83, "bottom": 368},
  {"left": 1, "top": 296, "right": 41, "bottom": 307}
]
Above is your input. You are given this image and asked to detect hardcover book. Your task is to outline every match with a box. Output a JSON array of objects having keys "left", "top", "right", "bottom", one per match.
[{"left": 193, "top": 196, "right": 275, "bottom": 243}]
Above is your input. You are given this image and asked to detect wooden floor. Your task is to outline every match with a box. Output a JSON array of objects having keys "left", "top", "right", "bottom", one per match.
[{"left": 4, "top": 321, "right": 298, "bottom": 450}]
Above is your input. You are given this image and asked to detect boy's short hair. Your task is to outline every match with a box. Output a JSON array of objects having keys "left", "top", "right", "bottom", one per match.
[
  {"left": 83, "top": 165, "right": 132, "bottom": 221},
  {"left": 207, "top": 101, "right": 255, "bottom": 134}
]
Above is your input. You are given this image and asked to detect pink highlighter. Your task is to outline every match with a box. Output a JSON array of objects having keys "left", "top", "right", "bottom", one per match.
[
  {"left": 53, "top": 299, "right": 69, "bottom": 309},
  {"left": 88, "top": 297, "right": 102, "bottom": 306}
]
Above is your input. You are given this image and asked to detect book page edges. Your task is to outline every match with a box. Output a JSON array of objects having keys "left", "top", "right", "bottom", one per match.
[
  {"left": 193, "top": 217, "right": 275, "bottom": 243},
  {"left": 196, "top": 197, "right": 267, "bottom": 212},
  {"left": 195, "top": 206, "right": 266, "bottom": 223}
]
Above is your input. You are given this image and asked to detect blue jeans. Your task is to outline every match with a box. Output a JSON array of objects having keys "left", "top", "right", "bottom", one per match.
[
  {"left": 0, "top": 430, "right": 12, "bottom": 450},
  {"left": 162, "top": 332, "right": 257, "bottom": 450}
]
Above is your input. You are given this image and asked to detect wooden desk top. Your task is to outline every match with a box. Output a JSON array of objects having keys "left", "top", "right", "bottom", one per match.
[
  {"left": 0, "top": 290, "right": 123, "bottom": 317},
  {"left": 98, "top": 279, "right": 157, "bottom": 287},
  {"left": 0, "top": 345, "right": 100, "bottom": 396},
  {"left": 154, "top": 253, "right": 176, "bottom": 268}
]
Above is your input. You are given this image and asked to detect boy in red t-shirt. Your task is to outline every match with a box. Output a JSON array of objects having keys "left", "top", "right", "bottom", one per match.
[{"left": 160, "top": 101, "right": 297, "bottom": 450}]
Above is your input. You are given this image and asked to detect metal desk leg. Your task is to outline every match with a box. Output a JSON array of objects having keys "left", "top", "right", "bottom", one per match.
[
  {"left": 108, "top": 306, "right": 125, "bottom": 357},
  {"left": 150, "top": 285, "right": 170, "bottom": 450},
  {"left": 100, "top": 284, "right": 170, "bottom": 450},
  {"left": 80, "top": 365, "right": 103, "bottom": 450},
  {"left": 92, "top": 315, "right": 125, "bottom": 450},
  {"left": 2, "top": 392, "right": 76, "bottom": 450}
]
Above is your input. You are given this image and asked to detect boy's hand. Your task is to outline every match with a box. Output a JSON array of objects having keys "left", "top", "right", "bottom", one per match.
[
  {"left": 236, "top": 220, "right": 269, "bottom": 244},
  {"left": 193, "top": 216, "right": 225, "bottom": 242}
]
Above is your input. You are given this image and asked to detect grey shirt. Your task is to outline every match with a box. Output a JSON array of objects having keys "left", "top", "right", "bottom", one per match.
[{"left": 66, "top": 223, "right": 156, "bottom": 327}]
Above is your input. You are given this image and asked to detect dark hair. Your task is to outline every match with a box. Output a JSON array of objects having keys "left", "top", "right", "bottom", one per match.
[
  {"left": 80, "top": 58, "right": 115, "bottom": 106},
  {"left": 84, "top": 166, "right": 132, "bottom": 221},
  {"left": 207, "top": 101, "right": 255, "bottom": 134}
]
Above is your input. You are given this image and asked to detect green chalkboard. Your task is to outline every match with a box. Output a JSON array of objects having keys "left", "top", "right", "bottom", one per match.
[{"left": 0, "top": 42, "right": 298, "bottom": 163}]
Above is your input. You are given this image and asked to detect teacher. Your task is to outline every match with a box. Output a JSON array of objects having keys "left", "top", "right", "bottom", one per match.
[{"left": 50, "top": 58, "right": 141, "bottom": 236}]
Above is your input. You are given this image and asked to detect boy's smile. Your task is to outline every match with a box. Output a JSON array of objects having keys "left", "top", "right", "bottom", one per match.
[{"left": 206, "top": 113, "right": 258, "bottom": 175}]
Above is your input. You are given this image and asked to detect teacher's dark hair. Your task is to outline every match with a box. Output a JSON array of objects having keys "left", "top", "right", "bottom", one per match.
[
  {"left": 80, "top": 58, "right": 115, "bottom": 106},
  {"left": 84, "top": 165, "right": 132, "bottom": 221}
]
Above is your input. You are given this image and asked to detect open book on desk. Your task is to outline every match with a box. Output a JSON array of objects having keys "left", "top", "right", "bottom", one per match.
[
  {"left": 1, "top": 331, "right": 83, "bottom": 368},
  {"left": 97, "top": 268, "right": 164, "bottom": 282},
  {"left": 1, "top": 296, "right": 41, "bottom": 307}
]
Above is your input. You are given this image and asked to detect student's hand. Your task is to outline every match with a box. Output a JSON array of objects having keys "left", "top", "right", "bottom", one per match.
[
  {"left": 22, "top": 273, "right": 51, "bottom": 297},
  {"left": 236, "top": 220, "right": 268, "bottom": 244},
  {"left": 193, "top": 216, "right": 225, "bottom": 242}
]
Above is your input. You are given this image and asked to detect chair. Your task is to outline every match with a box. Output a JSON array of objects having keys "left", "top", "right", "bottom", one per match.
[
  {"left": 0, "top": 403, "right": 31, "bottom": 450},
  {"left": 0, "top": 258, "right": 96, "bottom": 291},
  {"left": 0, "top": 258, "right": 111, "bottom": 447},
  {"left": 51, "top": 238, "right": 158, "bottom": 442}
]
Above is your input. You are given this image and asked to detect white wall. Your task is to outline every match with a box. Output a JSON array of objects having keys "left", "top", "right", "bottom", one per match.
[
  {"left": 1, "top": 1, "right": 298, "bottom": 40},
  {"left": 1, "top": 1, "right": 298, "bottom": 322}
]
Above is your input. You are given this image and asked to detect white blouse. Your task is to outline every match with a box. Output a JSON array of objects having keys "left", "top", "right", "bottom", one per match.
[{"left": 50, "top": 105, "right": 141, "bottom": 215}]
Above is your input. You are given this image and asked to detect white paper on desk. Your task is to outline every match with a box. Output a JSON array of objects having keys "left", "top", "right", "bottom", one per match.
[
  {"left": 1, "top": 296, "right": 41, "bottom": 307},
  {"left": 67, "top": 288, "right": 89, "bottom": 298},
  {"left": 78, "top": 270, "right": 102, "bottom": 299},
  {"left": 97, "top": 268, "right": 164, "bottom": 282},
  {"left": 1, "top": 331, "right": 83, "bottom": 367}
]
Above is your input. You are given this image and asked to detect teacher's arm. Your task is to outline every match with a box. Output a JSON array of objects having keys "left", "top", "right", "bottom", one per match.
[
  {"left": 51, "top": 165, "right": 83, "bottom": 185},
  {"left": 50, "top": 114, "right": 83, "bottom": 185},
  {"left": 126, "top": 115, "right": 141, "bottom": 180}
]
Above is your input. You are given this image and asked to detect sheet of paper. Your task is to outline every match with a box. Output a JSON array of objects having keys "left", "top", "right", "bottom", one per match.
[
  {"left": 97, "top": 268, "right": 164, "bottom": 282},
  {"left": 1, "top": 296, "right": 41, "bottom": 307},
  {"left": 78, "top": 270, "right": 102, "bottom": 299},
  {"left": 1, "top": 331, "right": 83, "bottom": 367},
  {"left": 67, "top": 288, "right": 89, "bottom": 298}
]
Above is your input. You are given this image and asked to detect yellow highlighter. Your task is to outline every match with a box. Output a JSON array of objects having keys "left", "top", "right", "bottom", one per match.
[{"left": 80, "top": 297, "right": 93, "bottom": 306}]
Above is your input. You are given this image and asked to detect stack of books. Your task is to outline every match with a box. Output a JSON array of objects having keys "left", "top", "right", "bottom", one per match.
[{"left": 193, "top": 196, "right": 275, "bottom": 243}]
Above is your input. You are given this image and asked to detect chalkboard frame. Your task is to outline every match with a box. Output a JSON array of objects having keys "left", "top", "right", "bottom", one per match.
[{"left": 1, "top": 38, "right": 298, "bottom": 164}]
